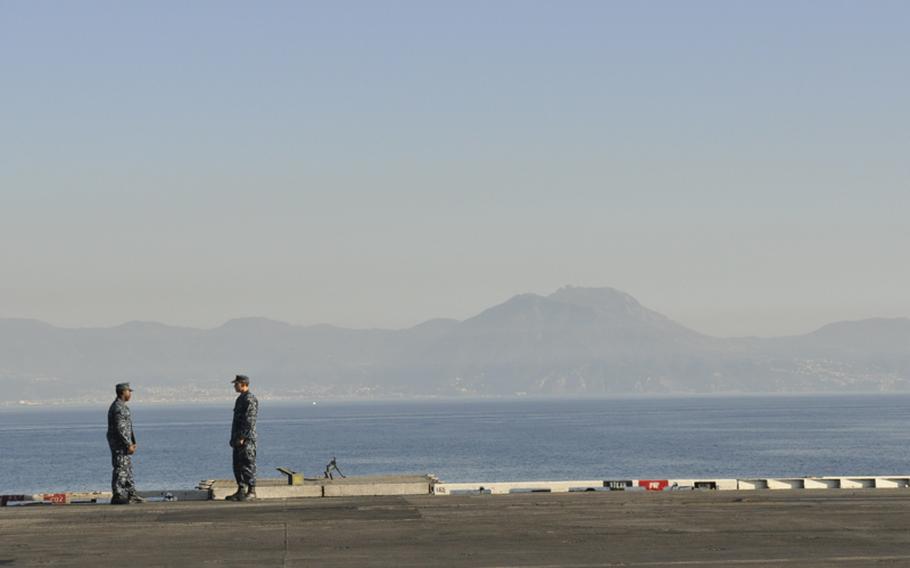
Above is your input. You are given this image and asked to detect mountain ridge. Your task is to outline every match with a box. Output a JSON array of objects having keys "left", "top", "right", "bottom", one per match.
[{"left": 2, "top": 287, "right": 908, "bottom": 403}]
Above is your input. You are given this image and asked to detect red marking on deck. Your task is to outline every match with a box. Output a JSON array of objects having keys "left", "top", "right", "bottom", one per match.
[
  {"left": 43, "top": 493, "right": 69, "bottom": 504},
  {"left": 638, "top": 480, "right": 669, "bottom": 491}
]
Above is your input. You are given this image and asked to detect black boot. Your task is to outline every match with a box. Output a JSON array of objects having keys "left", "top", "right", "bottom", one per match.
[
  {"left": 225, "top": 485, "right": 246, "bottom": 501},
  {"left": 236, "top": 486, "right": 254, "bottom": 502},
  {"left": 128, "top": 493, "right": 146, "bottom": 503},
  {"left": 110, "top": 495, "right": 130, "bottom": 505}
]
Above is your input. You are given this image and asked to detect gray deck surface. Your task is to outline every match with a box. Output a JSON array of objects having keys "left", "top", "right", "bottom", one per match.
[{"left": 3, "top": 490, "right": 910, "bottom": 567}]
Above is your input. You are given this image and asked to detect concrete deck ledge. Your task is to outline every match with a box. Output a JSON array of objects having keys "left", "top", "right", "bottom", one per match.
[{"left": 200, "top": 474, "right": 435, "bottom": 500}]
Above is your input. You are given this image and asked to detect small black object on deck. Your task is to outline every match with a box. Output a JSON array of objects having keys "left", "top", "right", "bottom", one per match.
[{"left": 324, "top": 457, "right": 346, "bottom": 480}]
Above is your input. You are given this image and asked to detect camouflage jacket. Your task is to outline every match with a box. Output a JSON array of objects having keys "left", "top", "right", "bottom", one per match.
[
  {"left": 107, "top": 398, "right": 135, "bottom": 451},
  {"left": 231, "top": 391, "right": 258, "bottom": 446}
]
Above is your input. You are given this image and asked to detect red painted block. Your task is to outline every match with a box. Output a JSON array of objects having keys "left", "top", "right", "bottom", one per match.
[
  {"left": 42, "top": 493, "right": 70, "bottom": 505},
  {"left": 638, "top": 479, "right": 669, "bottom": 491}
]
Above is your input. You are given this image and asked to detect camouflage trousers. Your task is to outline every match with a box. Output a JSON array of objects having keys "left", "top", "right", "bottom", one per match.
[
  {"left": 232, "top": 442, "right": 257, "bottom": 488},
  {"left": 110, "top": 450, "right": 136, "bottom": 499}
]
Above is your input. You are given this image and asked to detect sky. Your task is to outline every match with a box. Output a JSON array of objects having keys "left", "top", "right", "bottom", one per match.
[{"left": 1, "top": 0, "right": 908, "bottom": 338}]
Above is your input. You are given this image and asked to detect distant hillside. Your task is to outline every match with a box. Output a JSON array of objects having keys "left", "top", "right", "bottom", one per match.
[{"left": 1, "top": 287, "right": 909, "bottom": 404}]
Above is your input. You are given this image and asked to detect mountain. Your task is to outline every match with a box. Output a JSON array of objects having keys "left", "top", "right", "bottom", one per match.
[
  {"left": 1, "top": 287, "right": 908, "bottom": 404},
  {"left": 402, "top": 288, "right": 716, "bottom": 395}
]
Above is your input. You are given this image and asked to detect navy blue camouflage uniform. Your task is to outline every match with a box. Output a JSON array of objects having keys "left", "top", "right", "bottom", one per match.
[
  {"left": 231, "top": 391, "right": 258, "bottom": 489},
  {"left": 107, "top": 398, "right": 137, "bottom": 500}
]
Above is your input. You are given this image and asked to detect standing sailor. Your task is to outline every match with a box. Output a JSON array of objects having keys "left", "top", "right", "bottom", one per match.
[
  {"left": 107, "top": 382, "right": 144, "bottom": 505},
  {"left": 227, "top": 374, "right": 259, "bottom": 501}
]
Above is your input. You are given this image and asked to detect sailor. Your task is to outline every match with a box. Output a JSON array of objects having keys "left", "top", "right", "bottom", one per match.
[
  {"left": 106, "top": 382, "right": 144, "bottom": 504},
  {"left": 227, "top": 374, "right": 259, "bottom": 501}
]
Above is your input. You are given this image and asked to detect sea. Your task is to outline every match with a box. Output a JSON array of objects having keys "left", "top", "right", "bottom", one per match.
[{"left": 1, "top": 394, "right": 909, "bottom": 495}]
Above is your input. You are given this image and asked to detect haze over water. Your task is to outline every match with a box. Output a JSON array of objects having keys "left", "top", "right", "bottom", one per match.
[
  {"left": 2, "top": 394, "right": 908, "bottom": 495},
  {"left": 2, "top": 1, "right": 909, "bottom": 338}
]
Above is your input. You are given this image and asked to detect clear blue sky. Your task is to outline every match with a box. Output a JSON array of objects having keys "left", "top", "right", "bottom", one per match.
[{"left": 1, "top": 0, "right": 908, "bottom": 336}]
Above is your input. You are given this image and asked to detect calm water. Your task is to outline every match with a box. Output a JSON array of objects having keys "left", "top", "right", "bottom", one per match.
[{"left": 1, "top": 395, "right": 908, "bottom": 494}]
